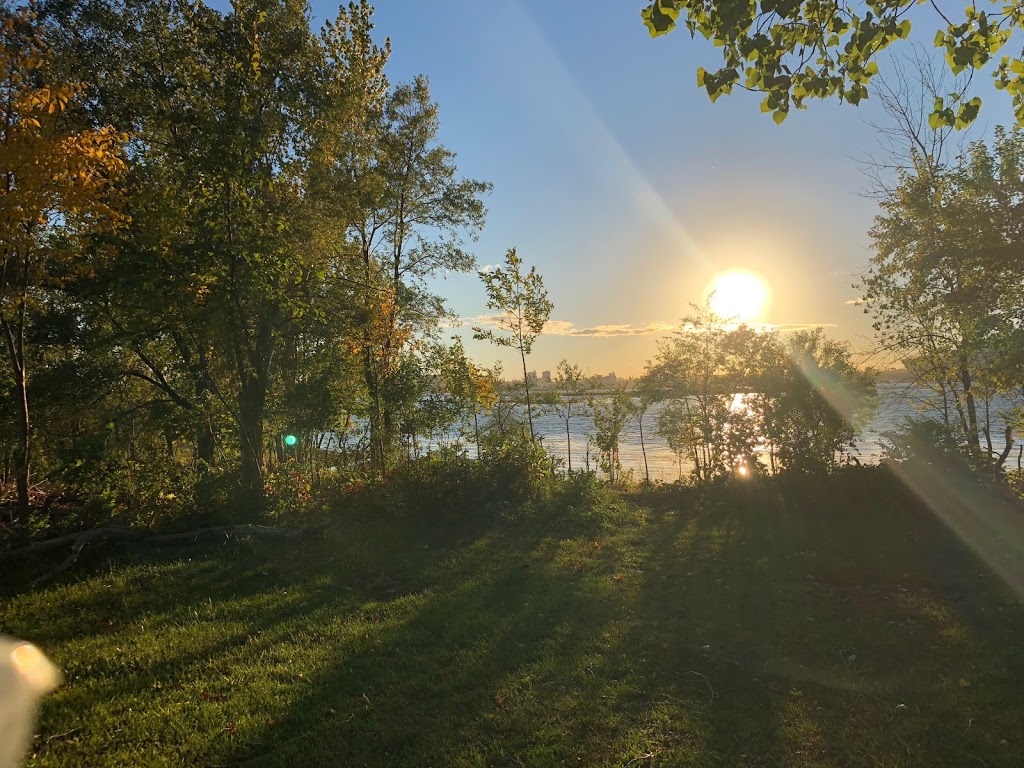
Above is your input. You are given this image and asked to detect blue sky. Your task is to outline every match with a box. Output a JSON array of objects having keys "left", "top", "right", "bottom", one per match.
[{"left": 215, "top": 1, "right": 1017, "bottom": 376}]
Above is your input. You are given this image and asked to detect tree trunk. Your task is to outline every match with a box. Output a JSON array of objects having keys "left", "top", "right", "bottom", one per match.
[
  {"left": 14, "top": 352, "right": 29, "bottom": 517},
  {"left": 2, "top": 301, "right": 30, "bottom": 518},
  {"left": 959, "top": 365, "right": 982, "bottom": 461},
  {"left": 474, "top": 412, "right": 481, "bottom": 460},
  {"left": 637, "top": 412, "right": 650, "bottom": 484},
  {"left": 362, "top": 344, "right": 387, "bottom": 475},
  {"left": 565, "top": 418, "right": 572, "bottom": 473},
  {"left": 520, "top": 346, "right": 535, "bottom": 442},
  {"left": 197, "top": 414, "right": 215, "bottom": 468},
  {"left": 238, "top": 379, "right": 266, "bottom": 500},
  {"left": 237, "top": 323, "right": 274, "bottom": 505},
  {"left": 995, "top": 425, "right": 1014, "bottom": 470}
]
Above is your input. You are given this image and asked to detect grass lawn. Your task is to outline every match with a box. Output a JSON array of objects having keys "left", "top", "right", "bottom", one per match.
[{"left": 2, "top": 468, "right": 1023, "bottom": 767}]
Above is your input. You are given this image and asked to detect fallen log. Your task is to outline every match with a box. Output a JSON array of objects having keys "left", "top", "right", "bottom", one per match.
[{"left": 1, "top": 523, "right": 327, "bottom": 587}]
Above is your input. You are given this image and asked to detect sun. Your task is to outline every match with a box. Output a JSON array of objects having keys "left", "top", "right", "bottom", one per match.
[{"left": 707, "top": 269, "right": 769, "bottom": 322}]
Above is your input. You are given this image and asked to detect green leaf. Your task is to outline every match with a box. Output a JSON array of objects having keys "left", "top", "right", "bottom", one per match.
[
  {"left": 641, "top": 1, "right": 679, "bottom": 37},
  {"left": 772, "top": 109, "right": 787, "bottom": 124},
  {"left": 956, "top": 96, "right": 983, "bottom": 128}
]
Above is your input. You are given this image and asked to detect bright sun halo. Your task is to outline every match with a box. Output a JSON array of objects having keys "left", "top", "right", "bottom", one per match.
[{"left": 708, "top": 270, "right": 769, "bottom": 322}]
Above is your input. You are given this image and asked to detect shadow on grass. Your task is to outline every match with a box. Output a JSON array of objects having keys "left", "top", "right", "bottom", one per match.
[
  {"left": 615, "top": 468, "right": 1024, "bottom": 767},
  {"left": 8, "top": 468, "right": 1024, "bottom": 767}
]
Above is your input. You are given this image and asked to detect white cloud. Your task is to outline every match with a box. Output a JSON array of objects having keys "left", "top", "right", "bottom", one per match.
[
  {"left": 465, "top": 315, "right": 676, "bottom": 337},
  {"left": 674, "top": 321, "right": 838, "bottom": 334},
  {"left": 465, "top": 316, "right": 837, "bottom": 337},
  {"left": 550, "top": 321, "right": 677, "bottom": 337},
  {"left": 765, "top": 322, "right": 839, "bottom": 332},
  {"left": 478, "top": 264, "right": 498, "bottom": 274}
]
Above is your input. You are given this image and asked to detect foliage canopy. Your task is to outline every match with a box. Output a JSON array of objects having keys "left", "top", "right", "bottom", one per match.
[{"left": 641, "top": 0, "right": 1024, "bottom": 128}]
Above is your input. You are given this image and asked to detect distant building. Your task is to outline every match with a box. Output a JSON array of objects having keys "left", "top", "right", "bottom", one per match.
[
  {"left": 541, "top": 370, "right": 551, "bottom": 382},
  {"left": 588, "top": 372, "right": 618, "bottom": 387},
  {"left": 527, "top": 371, "right": 537, "bottom": 381}
]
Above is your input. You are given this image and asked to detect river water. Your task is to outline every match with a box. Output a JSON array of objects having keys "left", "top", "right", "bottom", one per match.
[{"left": 416, "top": 384, "right": 1023, "bottom": 481}]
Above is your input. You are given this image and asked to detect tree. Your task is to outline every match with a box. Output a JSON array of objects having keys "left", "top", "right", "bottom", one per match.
[
  {"left": 1, "top": 3, "right": 126, "bottom": 516},
  {"left": 764, "top": 329, "right": 876, "bottom": 473},
  {"left": 639, "top": 0, "right": 1024, "bottom": 129},
  {"left": 473, "top": 248, "right": 553, "bottom": 443},
  {"left": 642, "top": 297, "right": 873, "bottom": 480},
  {"left": 863, "top": 126, "right": 1024, "bottom": 473},
  {"left": 333, "top": 75, "right": 490, "bottom": 474},
  {"left": 407, "top": 337, "right": 494, "bottom": 456},
  {"left": 47, "top": 0, "right": 396, "bottom": 508},
  {"left": 860, "top": 44, "right": 973, "bottom": 197},
  {"left": 548, "top": 358, "right": 587, "bottom": 472},
  {"left": 642, "top": 302, "right": 760, "bottom": 481},
  {"left": 589, "top": 384, "right": 632, "bottom": 483},
  {"left": 627, "top": 388, "right": 655, "bottom": 484},
  {"left": 476, "top": 365, "right": 516, "bottom": 445}
]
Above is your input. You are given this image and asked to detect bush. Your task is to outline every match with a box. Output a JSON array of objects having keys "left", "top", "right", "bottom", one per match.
[
  {"left": 881, "top": 416, "right": 967, "bottom": 465},
  {"left": 54, "top": 433, "right": 196, "bottom": 530}
]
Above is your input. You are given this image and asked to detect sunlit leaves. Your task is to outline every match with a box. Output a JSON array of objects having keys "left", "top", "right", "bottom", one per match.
[
  {"left": 863, "top": 127, "right": 1024, "bottom": 466},
  {"left": 1, "top": 5, "right": 128, "bottom": 304},
  {"left": 473, "top": 248, "right": 552, "bottom": 440},
  {"left": 641, "top": 0, "right": 1024, "bottom": 128},
  {"left": 473, "top": 248, "right": 552, "bottom": 356},
  {"left": 0, "top": 3, "right": 128, "bottom": 514},
  {"left": 641, "top": 0, "right": 680, "bottom": 37}
]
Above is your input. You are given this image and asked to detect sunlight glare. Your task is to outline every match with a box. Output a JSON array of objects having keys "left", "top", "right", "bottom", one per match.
[{"left": 708, "top": 270, "right": 769, "bottom": 322}]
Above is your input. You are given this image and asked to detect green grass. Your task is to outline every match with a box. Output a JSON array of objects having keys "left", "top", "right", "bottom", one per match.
[{"left": 3, "top": 469, "right": 1024, "bottom": 767}]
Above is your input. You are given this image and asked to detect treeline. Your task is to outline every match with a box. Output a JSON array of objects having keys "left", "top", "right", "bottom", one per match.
[
  {"left": 1, "top": 0, "right": 500, "bottom": 524},
  {"left": 4, "top": 0, "right": 1021, "bottom": 535},
  {"left": 536, "top": 306, "right": 876, "bottom": 484}
]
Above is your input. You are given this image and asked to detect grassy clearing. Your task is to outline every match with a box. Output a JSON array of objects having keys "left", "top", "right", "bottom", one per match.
[{"left": 2, "top": 468, "right": 1023, "bottom": 767}]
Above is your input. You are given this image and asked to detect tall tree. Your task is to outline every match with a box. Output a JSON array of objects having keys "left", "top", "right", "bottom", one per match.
[
  {"left": 473, "top": 248, "right": 553, "bottom": 443},
  {"left": 864, "top": 127, "right": 1024, "bottom": 472},
  {"left": 0, "top": 3, "right": 126, "bottom": 516},
  {"left": 332, "top": 75, "right": 490, "bottom": 473},
  {"left": 48, "top": 0, "right": 392, "bottom": 507}
]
